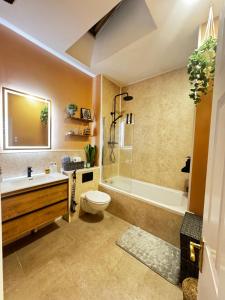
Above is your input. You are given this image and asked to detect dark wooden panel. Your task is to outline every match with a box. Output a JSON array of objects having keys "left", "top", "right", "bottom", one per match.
[
  {"left": 2, "top": 201, "right": 68, "bottom": 244},
  {"left": 2, "top": 182, "right": 68, "bottom": 222}
]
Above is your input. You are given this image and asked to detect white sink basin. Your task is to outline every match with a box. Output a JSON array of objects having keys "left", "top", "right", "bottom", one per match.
[{"left": 1, "top": 173, "right": 68, "bottom": 194}]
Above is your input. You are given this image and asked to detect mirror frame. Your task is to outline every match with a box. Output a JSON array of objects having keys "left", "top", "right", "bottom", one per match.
[{"left": 2, "top": 87, "right": 51, "bottom": 150}]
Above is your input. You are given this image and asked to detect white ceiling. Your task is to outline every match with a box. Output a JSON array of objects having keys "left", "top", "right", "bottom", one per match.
[
  {"left": 92, "top": 0, "right": 224, "bottom": 85},
  {"left": 0, "top": 0, "right": 121, "bottom": 76},
  {"left": 0, "top": 0, "right": 224, "bottom": 85}
]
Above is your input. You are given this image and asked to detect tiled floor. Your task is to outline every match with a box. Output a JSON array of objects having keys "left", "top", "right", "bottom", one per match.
[{"left": 3, "top": 212, "right": 182, "bottom": 300}]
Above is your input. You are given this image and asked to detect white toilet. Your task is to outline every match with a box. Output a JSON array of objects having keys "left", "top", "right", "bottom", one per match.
[{"left": 81, "top": 190, "right": 111, "bottom": 214}]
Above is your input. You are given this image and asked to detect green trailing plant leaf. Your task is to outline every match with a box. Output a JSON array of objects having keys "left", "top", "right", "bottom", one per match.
[
  {"left": 84, "top": 144, "right": 97, "bottom": 167},
  {"left": 40, "top": 106, "right": 48, "bottom": 125},
  {"left": 67, "top": 103, "right": 78, "bottom": 110},
  {"left": 187, "top": 36, "right": 217, "bottom": 104}
]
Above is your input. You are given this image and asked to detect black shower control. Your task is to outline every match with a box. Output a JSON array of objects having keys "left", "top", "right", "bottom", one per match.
[
  {"left": 82, "top": 172, "right": 93, "bottom": 183},
  {"left": 126, "top": 114, "right": 129, "bottom": 124},
  {"left": 130, "top": 113, "right": 133, "bottom": 124}
]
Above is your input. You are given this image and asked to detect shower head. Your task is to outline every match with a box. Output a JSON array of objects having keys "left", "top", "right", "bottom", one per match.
[
  {"left": 113, "top": 92, "right": 134, "bottom": 102},
  {"left": 123, "top": 95, "right": 133, "bottom": 101},
  {"left": 111, "top": 92, "right": 134, "bottom": 126}
]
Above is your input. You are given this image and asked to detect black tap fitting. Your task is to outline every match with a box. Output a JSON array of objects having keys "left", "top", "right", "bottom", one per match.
[{"left": 27, "top": 166, "right": 33, "bottom": 178}]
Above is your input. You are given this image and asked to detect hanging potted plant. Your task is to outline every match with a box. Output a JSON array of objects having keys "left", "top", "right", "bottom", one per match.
[
  {"left": 187, "top": 36, "right": 217, "bottom": 104},
  {"left": 84, "top": 144, "right": 97, "bottom": 167},
  {"left": 66, "top": 103, "right": 78, "bottom": 117},
  {"left": 40, "top": 106, "right": 48, "bottom": 125}
]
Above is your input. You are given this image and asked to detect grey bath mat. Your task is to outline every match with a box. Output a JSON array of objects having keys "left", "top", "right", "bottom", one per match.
[{"left": 116, "top": 226, "right": 180, "bottom": 285}]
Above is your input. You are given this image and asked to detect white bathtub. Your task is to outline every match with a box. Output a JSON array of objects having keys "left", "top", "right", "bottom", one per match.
[{"left": 101, "top": 176, "right": 187, "bottom": 215}]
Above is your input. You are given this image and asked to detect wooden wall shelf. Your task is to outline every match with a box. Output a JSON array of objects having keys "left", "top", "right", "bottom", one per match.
[
  {"left": 65, "top": 133, "right": 92, "bottom": 138},
  {"left": 66, "top": 116, "right": 93, "bottom": 123}
]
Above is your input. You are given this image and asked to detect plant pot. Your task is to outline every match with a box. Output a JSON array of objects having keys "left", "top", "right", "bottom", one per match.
[{"left": 67, "top": 108, "right": 75, "bottom": 117}]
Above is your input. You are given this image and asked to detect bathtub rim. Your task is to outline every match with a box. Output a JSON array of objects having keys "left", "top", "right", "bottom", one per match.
[
  {"left": 99, "top": 179, "right": 187, "bottom": 216},
  {"left": 104, "top": 175, "right": 188, "bottom": 194}
]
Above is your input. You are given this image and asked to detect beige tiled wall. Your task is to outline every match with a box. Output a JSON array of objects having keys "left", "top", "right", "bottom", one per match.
[
  {"left": 102, "top": 77, "right": 121, "bottom": 180},
  {"left": 121, "top": 68, "right": 195, "bottom": 191},
  {"left": 119, "top": 148, "right": 133, "bottom": 178},
  {"left": 0, "top": 150, "right": 85, "bottom": 179}
]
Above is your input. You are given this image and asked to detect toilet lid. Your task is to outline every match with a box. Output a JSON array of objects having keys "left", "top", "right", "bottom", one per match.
[{"left": 85, "top": 191, "right": 111, "bottom": 204}]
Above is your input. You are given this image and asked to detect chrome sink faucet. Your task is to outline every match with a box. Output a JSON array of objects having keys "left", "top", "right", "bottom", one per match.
[{"left": 27, "top": 166, "right": 33, "bottom": 178}]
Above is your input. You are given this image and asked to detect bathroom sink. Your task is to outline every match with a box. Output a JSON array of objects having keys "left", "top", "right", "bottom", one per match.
[{"left": 1, "top": 173, "right": 68, "bottom": 194}]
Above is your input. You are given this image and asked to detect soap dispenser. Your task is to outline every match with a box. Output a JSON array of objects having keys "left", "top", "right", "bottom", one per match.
[{"left": 49, "top": 162, "right": 57, "bottom": 173}]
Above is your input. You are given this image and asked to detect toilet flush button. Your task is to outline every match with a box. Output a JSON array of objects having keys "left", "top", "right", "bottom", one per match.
[{"left": 85, "top": 191, "right": 111, "bottom": 204}]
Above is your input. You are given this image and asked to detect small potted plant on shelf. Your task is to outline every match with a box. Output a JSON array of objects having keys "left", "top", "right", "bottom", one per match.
[
  {"left": 66, "top": 103, "right": 78, "bottom": 117},
  {"left": 84, "top": 144, "right": 97, "bottom": 168}
]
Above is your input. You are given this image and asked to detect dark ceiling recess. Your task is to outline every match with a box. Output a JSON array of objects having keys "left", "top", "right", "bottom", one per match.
[
  {"left": 3, "top": 0, "right": 15, "bottom": 3},
  {"left": 89, "top": 2, "right": 122, "bottom": 37}
]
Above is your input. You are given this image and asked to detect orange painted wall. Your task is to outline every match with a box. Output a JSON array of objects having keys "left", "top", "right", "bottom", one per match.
[
  {"left": 189, "top": 91, "right": 212, "bottom": 216},
  {"left": 0, "top": 25, "right": 93, "bottom": 150},
  {"left": 189, "top": 18, "right": 217, "bottom": 216}
]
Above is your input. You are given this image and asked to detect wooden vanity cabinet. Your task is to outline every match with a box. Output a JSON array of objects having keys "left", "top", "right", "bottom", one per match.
[{"left": 1, "top": 179, "right": 68, "bottom": 245}]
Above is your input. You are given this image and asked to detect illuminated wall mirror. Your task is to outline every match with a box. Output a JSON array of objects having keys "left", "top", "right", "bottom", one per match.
[{"left": 2, "top": 88, "right": 51, "bottom": 150}]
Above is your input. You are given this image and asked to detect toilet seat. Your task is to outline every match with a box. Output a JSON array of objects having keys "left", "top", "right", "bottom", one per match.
[{"left": 85, "top": 191, "right": 111, "bottom": 204}]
